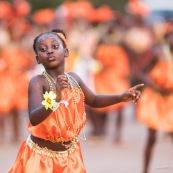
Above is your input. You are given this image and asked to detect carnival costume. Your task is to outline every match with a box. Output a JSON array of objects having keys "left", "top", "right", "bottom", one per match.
[
  {"left": 137, "top": 57, "right": 173, "bottom": 132},
  {"left": 7, "top": 72, "right": 87, "bottom": 173},
  {"left": 93, "top": 44, "right": 130, "bottom": 112}
]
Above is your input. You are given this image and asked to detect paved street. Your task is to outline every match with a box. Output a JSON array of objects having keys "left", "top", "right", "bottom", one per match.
[{"left": 1, "top": 104, "right": 173, "bottom": 173}]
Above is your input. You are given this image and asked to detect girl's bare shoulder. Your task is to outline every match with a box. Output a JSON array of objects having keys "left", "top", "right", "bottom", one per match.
[
  {"left": 66, "top": 72, "right": 81, "bottom": 82},
  {"left": 29, "top": 74, "right": 45, "bottom": 87}
]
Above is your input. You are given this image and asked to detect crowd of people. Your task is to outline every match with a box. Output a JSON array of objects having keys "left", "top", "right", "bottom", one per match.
[{"left": 0, "top": 0, "right": 173, "bottom": 173}]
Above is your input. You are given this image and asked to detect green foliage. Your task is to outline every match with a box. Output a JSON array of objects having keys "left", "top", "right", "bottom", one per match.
[
  {"left": 92, "top": 0, "right": 128, "bottom": 13},
  {"left": 27, "top": 0, "right": 63, "bottom": 12},
  {"left": 26, "top": 0, "right": 128, "bottom": 13}
]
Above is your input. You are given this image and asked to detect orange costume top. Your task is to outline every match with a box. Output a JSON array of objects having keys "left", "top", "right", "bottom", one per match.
[
  {"left": 93, "top": 44, "right": 130, "bottom": 112},
  {"left": 7, "top": 75, "right": 87, "bottom": 173},
  {"left": 137, "top": 61, "right": 173, "bottom": 132}
]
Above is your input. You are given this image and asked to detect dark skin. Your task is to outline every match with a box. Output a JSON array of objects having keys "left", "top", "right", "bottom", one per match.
[{"left": 29, "top": 32, "right": 144, "bottom": 151}]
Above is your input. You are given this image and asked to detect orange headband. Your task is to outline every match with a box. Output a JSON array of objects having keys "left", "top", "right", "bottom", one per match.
[{"left": 54, "top": 32, "right": 67, "bottom": 47}]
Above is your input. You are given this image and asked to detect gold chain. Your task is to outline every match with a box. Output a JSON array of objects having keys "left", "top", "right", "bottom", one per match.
[
  {"left": 42, "top": 71, "right": 86, "bottom": 147},
  {"left": 64, "top": 73, "right": 86, "bottom": 140},
  {"left": 43, "top": 71, "right": 54, "bottom": 91},
  {"left": 44, "top": 71, "right": 56, "bottom": 84}
]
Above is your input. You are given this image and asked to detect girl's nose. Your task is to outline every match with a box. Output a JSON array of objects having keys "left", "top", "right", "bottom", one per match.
[{"left": 47, "top": 48, "right": 53, "bottom": 55}]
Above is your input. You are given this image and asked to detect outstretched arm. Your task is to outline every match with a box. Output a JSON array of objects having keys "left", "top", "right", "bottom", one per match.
[{"left": 69, "top": 72, "right": 144, "bottom": 108}]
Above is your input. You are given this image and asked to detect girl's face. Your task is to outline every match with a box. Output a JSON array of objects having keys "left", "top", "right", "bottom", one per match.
[{"left": 36, "top": 33, "right": 68, "bottom": 69}]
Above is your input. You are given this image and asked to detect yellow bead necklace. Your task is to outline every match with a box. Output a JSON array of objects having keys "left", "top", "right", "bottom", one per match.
[{"left": 43, "top": 71, "right": 86, "bottom": 148}]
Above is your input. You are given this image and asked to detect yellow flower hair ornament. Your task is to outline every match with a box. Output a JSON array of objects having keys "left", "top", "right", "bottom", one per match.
[{"left": 42, "top": 91, "right": 57, "bottom": 110}]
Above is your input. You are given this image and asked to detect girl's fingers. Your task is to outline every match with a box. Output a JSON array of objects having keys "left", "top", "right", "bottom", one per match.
[
  {"left": 57, "top": 75, "right": 69, "bottom": 87},
  {"left": 135, "top": 90, "right": 141, "bottom": 97},
  {"left": 133, "top": 91, "right": 141, "bottom": 104},
  {"left": 135, "top": 83, "right": 144, "bottom": 88},
  {"left": 57, "top": 75, "right": 68, "bottom": 82},
  {"left": 59, "top": 83, "right": 70, "bottom": 89},
  {"left": 129, "top": 83, "right": 144, "bottom": 92}
]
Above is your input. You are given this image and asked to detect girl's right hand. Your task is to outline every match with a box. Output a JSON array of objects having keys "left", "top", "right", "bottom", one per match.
[
  {"left": 56, "top": 75, "right": 70, "bottom": 102},
  {"left": 56, "top": 75, "right": 70, "bottom": 90}
]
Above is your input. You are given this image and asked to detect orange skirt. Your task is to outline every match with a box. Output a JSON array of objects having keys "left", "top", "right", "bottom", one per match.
[
  {"left": 7, "top": 136, "right": 86, "bottom": 173},
  {"left": 137, "top": 88, "right": 173, "bottom": 132}
]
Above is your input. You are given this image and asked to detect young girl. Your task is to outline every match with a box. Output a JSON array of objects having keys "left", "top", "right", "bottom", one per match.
[{"left": 7, "top": 29, "right": 143, "bottom": 173}]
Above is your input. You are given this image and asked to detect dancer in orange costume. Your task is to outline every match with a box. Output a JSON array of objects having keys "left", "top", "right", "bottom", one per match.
[
  {"left": 0, "top": 45, "right": 33, "bottom": 142},
  {"left": 0, "top": 60, "right": 16, "bottom": 140},
  {"left": 88, "top": 43, "right": 130, "bottom": 142},
  {"left": 0, "top": 0, "right": 33, "bottom": 142},
  {"left": 7, "top": 29, "right": 143, "bottom": 173},
  {"left": 136, "top": 29, "right": 173, "bottom": 173}
]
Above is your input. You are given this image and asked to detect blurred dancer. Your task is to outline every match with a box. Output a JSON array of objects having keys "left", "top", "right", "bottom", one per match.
[
  {"left": 87, "top": 19, "right": 130, "bottom": 143},
  {"left": 0, "top": 3, "right": 33, "bottom": 142},
  {"left": 136, "top": 26, "right": 173, "bottom": 173},
  {"left": 122, "top": 8, "right": 153, "bottom": 120}
]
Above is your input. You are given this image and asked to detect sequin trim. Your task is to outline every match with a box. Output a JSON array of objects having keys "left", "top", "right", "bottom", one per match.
[{"left": 26, "top": 135, "right": 78, "bottom": 158}]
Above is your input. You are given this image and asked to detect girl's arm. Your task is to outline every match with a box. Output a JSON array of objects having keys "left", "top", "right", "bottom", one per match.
[
  {"left": 28, "top": 74, "right": 71, "bottom": 126},
  {"left": 28, "top": 75, "right": 52, "bottom": 126},
  {"left": 69, "top": 72, "right": 144, "bottom": 107}
]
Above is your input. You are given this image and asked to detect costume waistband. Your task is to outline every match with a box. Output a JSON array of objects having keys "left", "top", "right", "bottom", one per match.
[{"left": 26, "top": 135, "right": 78, "bottom": 158}]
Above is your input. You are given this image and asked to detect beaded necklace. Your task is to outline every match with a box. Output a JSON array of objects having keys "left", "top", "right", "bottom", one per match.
[
  {"left": 44, "top": 71, "right": 56, "bottom": 84},
  {"left": 43, "top": 71, "right": 86, "bottom": 148}
]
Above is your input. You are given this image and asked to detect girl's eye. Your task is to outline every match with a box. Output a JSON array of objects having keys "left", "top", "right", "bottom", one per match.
[
  {"left": 40, "top": 47, "right": 46, "bottom": 52},
  {"left": 53, "top": 45, "right": 59, "bottom": 49}
]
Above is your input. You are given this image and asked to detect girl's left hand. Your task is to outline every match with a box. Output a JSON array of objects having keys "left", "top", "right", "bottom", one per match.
[{"left": 122, "top": 84, "right": 144, "bottom": 104}]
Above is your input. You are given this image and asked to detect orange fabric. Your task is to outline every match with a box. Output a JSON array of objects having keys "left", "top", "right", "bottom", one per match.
[
  {"left": 0, "top": 48, "right": 32, "bottom": 113},
  {"left": 7, "top": 140, "right": 86, "bottom": 173},
  {"left": 137, "top": 88, "right": 173, "bottom": 132},
  {"left": 55, "top": 33, "right": 68, "bottom": 48},
  {"left": 28, "top": 88, "right": 86, "bottom": 141},
  {"left": 0, "top": 48, "right": 32, "bottom": 112},
  {"left": 165, "top": 22, "right": 173, "bottom": 35},
  {"left": 7, "top": 88, "right": 87, "bottom": 172},
  {"left": 0, "top": 72, "right": 28, "bottom": 113},
  {"left": 32, "top": 8, "right": 55, "bottom": 24},
  {"left": 14, "top": 1, "right": 31, "bottom": 17},
  {"left": 137, "top": 62, "right": 173, "bottom": 132},
  {"left": 0, "top": 71, "right": 16, "bottom": 113},
  {"left": 3, "top": 48, "right": 33, "bottom": 71},
  {"left": 12, "top": 72, "right": 29, "bottom": 110},
  {"left": 89, "top": 5, "right": 116, "bottom": 22},
  {"left": 60, "top": 0, "right": 94, "bottom": 21},
  {"left": 61, "top": 1, "right": 115, "bottom": 22},
  {"left": 0, "top": 1, "right": 12, "bottom": 19},
  {"left": 150, "top": 62, "right": 173, "bottom": 91},
  {"left": 71, "top": 0, "right": 94, "bottom": 20},
  {"left": 93, "top": 44, "right": 130, "bottom": 112},
  {"left": 128, "top": 0, "right": 150, "bottom": 16}
]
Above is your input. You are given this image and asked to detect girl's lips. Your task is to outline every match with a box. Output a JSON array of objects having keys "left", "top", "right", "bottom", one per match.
[{"left": 48, "top": 56, "right": 55, "bottom": 61}]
